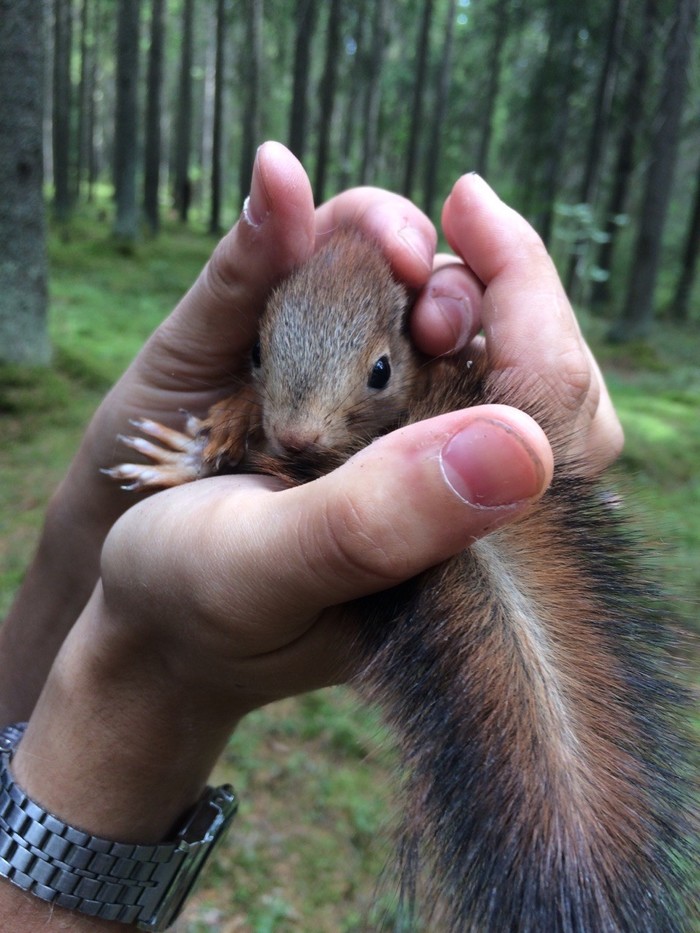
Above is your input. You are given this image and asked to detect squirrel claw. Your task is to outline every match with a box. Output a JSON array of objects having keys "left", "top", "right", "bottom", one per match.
[{"left": 105, "top": 417, "right": 209, "bottom": 490}]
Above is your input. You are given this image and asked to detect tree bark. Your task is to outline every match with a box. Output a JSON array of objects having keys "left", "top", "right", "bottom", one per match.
[
  {"left": 516, "top": 5, "right": 579, "bottom": 244},
  {"left": 86, "top": 0, "right": 102, "bottom": 201},
  {"left": 534, "top": 20, "right": 578, "bottom": 246},
  {"left": 423, "top": 0, "right": 457, "bottom": 219},
  {"left": 313, "top": 0, "right": 343, "bottom": 204},
  {"left": 144, "top": 0, "right": 165, "bottom": 235},
  {"left": 591, "top": 0, "right": 656, "bottom": 308},
  {"left": 669, "top": 152, "right": 700, "bottom": 322},
  {"left": 612, "top": 0, "right": 700, "bottom": 341},
  {"left": 402, "top": 0, "right": 435, "bottom": 199},
  {"left": 209, "top": 0, "right": 226, "bottom": 235},
  {"left": 288, "top": 0, "right": 318, "bottom": 163},
  {"left": 53, "top": 0, "right": 73, "bottom": 222},
  {"left": 360, "top": 0, "right": 389, "bottom": 184},
  {"left": 173, "top": 0, "right": 194, "bottom": 223},
  {"left": 113, "top": 0, "right": 141, "bottom": 244},
  {"left": 338, "top": 0, "right": 366, "bottom": 189},
  {"left": 565, "top": 0, "right": 627, "bottom": 295},
  {"left": 76, "top": 0, "right": 92, "bottom": 200},
  {"left": 474, "top": 0, "right": 510, "bottom": 179},
  {"left": 239, "top": 0, "right": 263, "bottom": 205},
  {"left": 0, "top": 0, "right": 50, "bottom": 365}
]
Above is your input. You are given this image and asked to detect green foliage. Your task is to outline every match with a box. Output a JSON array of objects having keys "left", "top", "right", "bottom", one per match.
[
  {"left": 552, "top": 201, "right": 628, "bottom": 286},
  {"left": 29, "top": 0, "right": 700, "bottom": 334}
]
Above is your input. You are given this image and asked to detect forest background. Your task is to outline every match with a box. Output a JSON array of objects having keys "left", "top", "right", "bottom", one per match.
[{"left": 0, "top": 0, "right": 699, "bottom": 930}]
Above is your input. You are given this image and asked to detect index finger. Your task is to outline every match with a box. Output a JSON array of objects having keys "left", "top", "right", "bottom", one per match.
[{"left": 314, "top": 187, "right": 437, "bottom": 289}]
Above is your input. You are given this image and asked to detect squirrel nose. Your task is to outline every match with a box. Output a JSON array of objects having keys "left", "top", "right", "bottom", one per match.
[{"left": 272, "top": 429, "right": 321, "bottom": 456}]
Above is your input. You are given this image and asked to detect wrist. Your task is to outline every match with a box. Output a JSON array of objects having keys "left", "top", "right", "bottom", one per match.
[
  {"left": 1, "top": 720, "right": 237, "bottom": 932},
  {"left": 11, "top": 585, "right": 236, "bottom": 844}
]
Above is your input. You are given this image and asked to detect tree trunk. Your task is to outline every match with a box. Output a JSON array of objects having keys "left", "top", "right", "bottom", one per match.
[
  {"left": 113, "top": 0, "right": 141, "bottom": 244},
  {"left": 0, "top": 0, "right": 50, "bottom": 365},
  {"left": 338, "top": 0, "right": 366, "bottom": 190},
  {"left": 423, "top": 0, "right": 457, "bottom": 219},
  {"left": 173, "top": 0, "right": 194, "bottom": 222},
  {"left": 86, "top": 0, "right": 102, "bottom": 202},
  {"left": 76, "top": 0, "right": 92, "bottom": 200},
  {"left": 669, "top": 152, "right": 700, "bottom": 322},
  {"left": 288, "top": 0, "right": 318, "bottom": 163},
  {"left": 612, "top": 0, "right": 700, "bottom": 341},
  {"left": 515, "top": 5, "right": 579, "bottom": 242},
  {"left": 360, "top": 0, "right": 389, "bottom": 184},
  {"left": 143, "top": 0, "right": 165, "bottom": 235},
  {"left": 313, "top": 0, "right": 343, "bottom": 204},
  {"left": 239, "top": 0, "right": 263, "bottom": 205},
  {"left": 474, "top": 0, "right": 510, "bottom": 178},
  {"left": 209, "top": 0, "right": 226, "bottom": 235},
  {"left": 402, "top": 0, "right": 435, "bottom": 199},
  {"left": 53, "top": 0, "right": 73, "bottom": 222},
  {"left": 564, "top": 0, "right": 628, "bottom": 296},
  {"left": 534, "top": 20, "right": 578, "bottom": 246},
  {"left": 590, "top": 0, "right": 656, "bottom": 308}
]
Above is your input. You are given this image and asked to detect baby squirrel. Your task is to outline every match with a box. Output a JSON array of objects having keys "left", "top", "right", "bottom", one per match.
[{"left": 108, "top": 228, "right": 698, "bottom": 932}]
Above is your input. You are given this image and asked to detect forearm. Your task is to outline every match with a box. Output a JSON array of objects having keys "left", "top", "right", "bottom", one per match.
[
  {"left": 1, "top": 584, "right": 239, "bottom": 931},
  {"left": 0, "top": 476, "right": 112, "bottom": 723},
  {"left": 0, "top": 385, "right": 141, "bottom": 723},
  {"left": 12, "top": 584, "right": 236, "bottom": 839}
]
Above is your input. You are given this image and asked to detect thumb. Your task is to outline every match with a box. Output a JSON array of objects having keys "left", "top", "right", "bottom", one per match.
[
  {"left": 103, "top": 407, "right": 552, "bottom": 638},
  {"left": 100, "top": 406, "right": 552, "bottom": 700},
  {"left": 235, "top": 405, "right": 553, "bottom": 630}
]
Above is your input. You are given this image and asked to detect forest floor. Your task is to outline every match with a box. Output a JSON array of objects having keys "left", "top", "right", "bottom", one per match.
[{"left": 1, "top": 217, "right": 698, "bottom": 931}]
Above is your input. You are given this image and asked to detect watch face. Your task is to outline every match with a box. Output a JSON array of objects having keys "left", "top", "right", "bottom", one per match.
[{"left": 143, "top": 786, "right": 237, "bottom": 932}]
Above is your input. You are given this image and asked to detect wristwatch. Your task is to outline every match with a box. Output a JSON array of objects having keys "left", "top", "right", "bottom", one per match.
[{"left": 0, "top": 722, "right": 237, "bottom": 931}]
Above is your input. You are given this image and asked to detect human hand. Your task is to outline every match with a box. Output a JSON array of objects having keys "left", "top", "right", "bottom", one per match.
[
  {"left": 64, "top": 143, "right": 440, "bottom": 531},
  {"left": 0, "top": 144, "right": 442, "bottom": 723},
  {"left": 99, "top": 403, "right": 553, "bottom": 716},
  {"left": 409, "top": 174, "right": 624, "bottom": 474}
]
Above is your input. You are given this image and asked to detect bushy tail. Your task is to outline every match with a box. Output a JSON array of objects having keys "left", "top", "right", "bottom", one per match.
[{"left": 354, "top": 471, "right": 698, "bottom": 932}]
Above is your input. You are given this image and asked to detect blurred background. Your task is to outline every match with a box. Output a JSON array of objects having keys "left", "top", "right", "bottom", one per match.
[{"left": 1, "top": 1, "right": 698, "bottom": 930}]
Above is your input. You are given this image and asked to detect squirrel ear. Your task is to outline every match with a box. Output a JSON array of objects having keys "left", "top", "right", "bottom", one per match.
[{"left": 399, "top": 286, "right": 416, "bottom": 336}]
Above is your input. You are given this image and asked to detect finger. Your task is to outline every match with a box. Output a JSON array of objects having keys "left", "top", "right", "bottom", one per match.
[
  {"left": 410, "top": 259, "right": 484, "bottom": 357},
  {"left": 442, "top": 174, "right": 590, "bottom": 410},
  {"left": 442, "top": 174, "right": 624, "bottom": 469},
  {"left": 315, "top": 187, "right": 437, "bottom": 288},
  {"left": 102, "top": 405, "right": 553, "bottom": 699},
  {"left": 140, "top": 142, "right": 317, "bottom": 390},
  {"left": 214, "top": 405, "right": 551, "bottom": 632}
]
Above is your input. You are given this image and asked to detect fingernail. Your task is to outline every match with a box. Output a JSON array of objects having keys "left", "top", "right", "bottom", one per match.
[
  {"left": 440, "top": 419, "right": 545, "bottom": 507},
  {"left": 398, "top": 224, "right": 433, "bottom": 273},
  {"left": 426, "top": 286, "right": 472, "bottom": 352},
  {"left": 242, "top": 147, "right": 270, "bottom": 228}
]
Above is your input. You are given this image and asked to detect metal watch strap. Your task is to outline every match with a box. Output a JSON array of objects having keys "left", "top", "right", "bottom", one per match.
[
  {"left": 0, "top": 722, "right": 27, "bottom": 751},
  {"left": 0, "top": 723, "right": 237, "bottom": 931}
]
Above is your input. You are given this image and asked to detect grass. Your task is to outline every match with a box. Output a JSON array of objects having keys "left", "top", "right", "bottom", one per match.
[{"left": 1, "top": 213, "right": 698, "bottom": 930}]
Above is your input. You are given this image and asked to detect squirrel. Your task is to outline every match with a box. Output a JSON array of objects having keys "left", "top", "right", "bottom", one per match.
[{"left": 107, "top": 228, "right": 698, "bottom": 932}]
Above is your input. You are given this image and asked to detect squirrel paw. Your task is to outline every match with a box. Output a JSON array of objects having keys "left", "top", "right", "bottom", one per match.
[{"left": 102, "top": 416, "right": 208, "bottom": 490}]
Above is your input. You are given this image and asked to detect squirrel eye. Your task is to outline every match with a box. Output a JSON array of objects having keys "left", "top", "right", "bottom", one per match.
[
  {"left": 251, "top": 340, "right": 261, "bottom": 368},
  {"left": 368, "top": 355, "right": 391, "bottom": 389}
]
